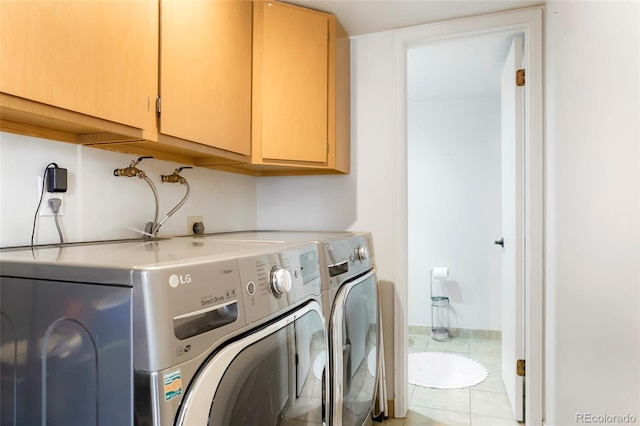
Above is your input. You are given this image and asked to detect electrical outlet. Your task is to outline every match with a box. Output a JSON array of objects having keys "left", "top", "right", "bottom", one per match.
[
  {"left": 187, "top": 216, "right": 203, "bottom": 235},
  {"left": 37, "top": 176, "right": 65, "bottom": 216}
]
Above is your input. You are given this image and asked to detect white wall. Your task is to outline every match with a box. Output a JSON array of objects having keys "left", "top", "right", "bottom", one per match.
[
  {"left": 0, "top": 133, "right": 257, "bottom": 247},
  {"left": 545, "top": 1, "right": 640, "bottom": 424},
  {"left": 407, "top": 96, "right": 502, "bottom": 331}
]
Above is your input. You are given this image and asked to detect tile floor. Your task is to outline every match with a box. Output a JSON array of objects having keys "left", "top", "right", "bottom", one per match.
[{"left": 383, "top": 333, "right": 522, "bottom": 425}]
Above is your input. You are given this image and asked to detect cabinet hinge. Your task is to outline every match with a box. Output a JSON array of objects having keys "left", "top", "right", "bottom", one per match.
[
  {"left": 516, "top": 359, "right": 526, "bottom": 377},
  {"left": 326, "top": 140, "right": 329, "bottom": 154},
  {"left": 516, "top": 69, "right": 525, "bottom": 87},
  {"left": 156, "top": 95, "right": 161, "bottom": 118}
]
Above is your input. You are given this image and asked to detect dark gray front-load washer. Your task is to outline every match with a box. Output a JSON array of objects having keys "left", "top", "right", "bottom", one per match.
[{"left": 0, "top": 237, "right": 327, "bottom": 426}]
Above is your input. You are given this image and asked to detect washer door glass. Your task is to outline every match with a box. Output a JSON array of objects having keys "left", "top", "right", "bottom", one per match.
[
  {"left": 331, "top": 271, "right": 379, "bottom": 426},
  {"left": 175, "top": 301, "right": 326, "bottom": 426}
]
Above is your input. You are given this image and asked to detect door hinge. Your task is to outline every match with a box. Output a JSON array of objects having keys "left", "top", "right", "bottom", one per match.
[
  {"left": 516, "top": 359, "right": 526, "bottom": 377},
  {"left": 156, "top": 95, "right": 161, "bottom": 118},
  {"left": 516, "top": 69, "right": 525, "bottom": 87}
]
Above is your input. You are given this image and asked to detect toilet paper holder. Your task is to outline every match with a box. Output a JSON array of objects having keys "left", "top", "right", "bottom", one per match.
[{"left": 430, "top": 267, "right": 450, "bottom": 341}]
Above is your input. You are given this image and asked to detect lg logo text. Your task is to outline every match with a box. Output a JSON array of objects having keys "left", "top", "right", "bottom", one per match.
[{"left": 169, "top": 274, "right": 192, "bottom": 288}]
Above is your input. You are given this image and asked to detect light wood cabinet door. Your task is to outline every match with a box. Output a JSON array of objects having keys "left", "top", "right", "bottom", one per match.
[
  {"left": 0, "top": 0, "right": 157, "bottom": 130},
  {"left": 160, "top": 0, "right": 252, "bottom": 156},
  {"left": 253, "top": 1, "right": 329, "bottom": 164}
]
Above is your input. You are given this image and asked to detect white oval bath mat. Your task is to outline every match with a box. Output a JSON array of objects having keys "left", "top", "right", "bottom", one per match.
[{"left": 408, "top": 352, "right": 488, "bottom": 389}]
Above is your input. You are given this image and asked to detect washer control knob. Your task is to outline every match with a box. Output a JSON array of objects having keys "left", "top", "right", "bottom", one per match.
[
  {"left": 270, "top": 266, "right": 292, "bottom": 297},
  {"left": 353, "top": 245, "right": 368, "bottom": 262}
]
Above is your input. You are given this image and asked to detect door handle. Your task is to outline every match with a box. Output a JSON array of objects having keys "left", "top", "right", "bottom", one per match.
[{"left": 494, "top": 238, "right": 504, "bottom": 247}]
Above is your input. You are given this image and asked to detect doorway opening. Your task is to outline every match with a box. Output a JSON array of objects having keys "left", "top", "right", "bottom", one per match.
[
  {"left": 392, "top": 7, "right": 544, "bottom": 425},
  {"left": 406, "top": 31, "right": 521, "bottom": 424}
]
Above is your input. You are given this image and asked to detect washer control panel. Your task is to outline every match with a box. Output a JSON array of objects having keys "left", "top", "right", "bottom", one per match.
[
  {"left": 237, "top": 243, "right": 321, "bottom": 324},
  {"left": 324, "top": 235, "right": 372, "bottom": 283}
]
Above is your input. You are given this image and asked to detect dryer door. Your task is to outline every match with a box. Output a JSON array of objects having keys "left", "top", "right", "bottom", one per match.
[
  {"left": 175, "top": 301, "right": 327, "bottom": 426},
  {"left": 330, "top": 270, "right": 379, "bottom": 426}
]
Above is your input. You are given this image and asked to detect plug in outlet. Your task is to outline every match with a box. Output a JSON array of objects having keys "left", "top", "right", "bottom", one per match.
[
  {"left": 187, "top": 216, "right": 203, "bottom": 235},
  {"left": 37, "top": 176, "right": 64, "bottom": 216}
]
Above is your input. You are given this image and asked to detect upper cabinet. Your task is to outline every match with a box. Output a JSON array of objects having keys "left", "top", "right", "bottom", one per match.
[
  {"left": 245, "top": 0, "right": 350, "bottom": 174},
  {"left": 0, "top": 0, "right": 157, "bottom": 132},
  {"left": 0, "top": 0, "right": 350, "bottom": 176},
  {"left": 159, "top": 1, "right": 252, "bottom": 157}
]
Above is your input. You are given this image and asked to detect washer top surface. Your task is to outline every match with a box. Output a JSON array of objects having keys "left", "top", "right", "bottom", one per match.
[
  {"left": 0, "top": 238, "right": 308, "bottom": 284},
  {"left": 1, "top": 238, "right": 289, "bottom": 267}
]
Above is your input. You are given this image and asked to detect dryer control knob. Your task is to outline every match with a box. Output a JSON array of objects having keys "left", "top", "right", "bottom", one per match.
[
  {"left": 353, "top": 246, "right": 368, "bottom": 262},
  {"left": 270, "top": 266, "right": 293, "bottom": 297}
]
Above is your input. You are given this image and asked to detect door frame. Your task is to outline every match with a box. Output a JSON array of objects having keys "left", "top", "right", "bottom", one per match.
[{"left": 392, "top": 7, "right": 544, "bottom": 425}]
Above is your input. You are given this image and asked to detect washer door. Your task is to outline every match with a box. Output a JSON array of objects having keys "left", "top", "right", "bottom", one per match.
[
  {"left": 330, "top": 270, "right": 379, "bottom": 426},
  {"left": 175, "top": 301, "right": 327, "bottom": 426}
]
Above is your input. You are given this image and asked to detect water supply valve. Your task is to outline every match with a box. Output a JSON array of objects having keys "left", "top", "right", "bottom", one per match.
[
  {"left": 113, "top": 156, "right": 159, "bottom": 239},
  {"left": 113, "top": 156, "right": 153, "bottom": 178},
  {"left": 161, "top": 167, "right": 193, "bottom": 184}
]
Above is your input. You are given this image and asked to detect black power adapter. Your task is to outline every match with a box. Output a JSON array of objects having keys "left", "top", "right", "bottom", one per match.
[{"left": 45, "top": 166, "right": 68, "bottom": 193}]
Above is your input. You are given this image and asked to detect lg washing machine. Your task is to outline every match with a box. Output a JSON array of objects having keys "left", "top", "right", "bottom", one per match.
[{"left": 0, "top": 237, "right": 327, "bottom": 426}]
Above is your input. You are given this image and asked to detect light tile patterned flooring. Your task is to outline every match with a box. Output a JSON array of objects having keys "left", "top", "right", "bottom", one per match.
[{"left": 383, "top": 333, "right": 523, "bottom": 426}]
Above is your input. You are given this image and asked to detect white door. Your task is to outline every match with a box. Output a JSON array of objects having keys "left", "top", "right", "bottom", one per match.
[{"left": 500, "top": 36, "right": 525, "bottom": 422}]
